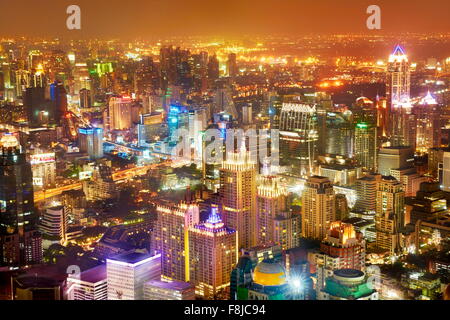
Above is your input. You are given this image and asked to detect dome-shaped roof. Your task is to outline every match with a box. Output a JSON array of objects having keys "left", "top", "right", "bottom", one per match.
[{"left": 253, "top": 259, "right": 286, "bottom": 286}]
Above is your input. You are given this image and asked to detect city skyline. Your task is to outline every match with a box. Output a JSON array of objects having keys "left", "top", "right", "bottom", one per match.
[{"left": 0, "top": 1, "right": 449, "bottom": 305}]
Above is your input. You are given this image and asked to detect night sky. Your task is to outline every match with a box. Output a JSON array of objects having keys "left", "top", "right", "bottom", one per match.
[{"left": 0, "top": 0, "right": 449, "bottom": 38}]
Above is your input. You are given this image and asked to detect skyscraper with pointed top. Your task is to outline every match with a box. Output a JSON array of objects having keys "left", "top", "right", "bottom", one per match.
[
  {"left": 188, "top": 205, "right": 238, "bottom": 299},
  {"left": 220, "top": 141, "right": 257, "bottom": 249},
  {"left": 387, "top": 45, "right": 415, "bottom": 148}
]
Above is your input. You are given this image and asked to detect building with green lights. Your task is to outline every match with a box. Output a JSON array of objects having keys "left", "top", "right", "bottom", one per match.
[{"left": 322, "top": 269, "right": 378, "bottom": 300}]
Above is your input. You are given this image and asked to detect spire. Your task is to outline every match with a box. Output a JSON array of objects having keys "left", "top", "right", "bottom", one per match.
[
  {"left": 392, "top": 44, "right": 406, "bottom": 56},
  {"left": 206, "top": 205, "right": 222, "bottom": 225},
  {"left": 420, "top": 90, "right": 437, "bottom": 105}
]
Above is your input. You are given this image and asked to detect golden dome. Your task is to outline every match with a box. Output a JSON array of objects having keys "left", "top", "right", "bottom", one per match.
[{"left": 253, "top": 260, "right": 286, "bottom": 286}]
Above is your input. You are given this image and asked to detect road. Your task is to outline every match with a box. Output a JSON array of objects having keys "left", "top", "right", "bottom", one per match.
[{"left": 34, "top": 161, "right": 172, "bottom": 202}]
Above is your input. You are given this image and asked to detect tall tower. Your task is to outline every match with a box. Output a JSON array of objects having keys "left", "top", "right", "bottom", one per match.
[
  {"left": 375, "top": 176, "right": 405, "bottom": 254},
  {"left": 0, "top": 134, "right": 42, "bottom": 266},
  {"left": 279, "top": 103, "right": 318, "bottom": 177},
  {"left": 153, "top": 201, "right": 200, "bottom": 282},
  {"left": 188, "top": 206, "right": 238, "bottom": 299},
  {"left": 355, "top": 122, "right": 377, "bottom": 171},
  {"left": 220, "top": 144, "right": 257, "bottom": 249},
  {"left": 387, "top": 45, "right": 415, "bottom": 147},
  {"left": 301, "top": 176, "right": 336, "bottom": 241},
  {"left": 256, "top": 172, "right": 299, "bottom": 249}
]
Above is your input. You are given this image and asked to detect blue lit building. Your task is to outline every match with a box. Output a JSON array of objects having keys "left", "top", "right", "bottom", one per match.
[{"left": 78, "top": 127, "right": 104, "bottom": 159}]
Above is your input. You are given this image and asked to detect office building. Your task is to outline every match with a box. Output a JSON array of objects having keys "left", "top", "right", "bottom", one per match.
[
  {"left": 375, "top": 176, "right": 405, "bottom": 254},
  {"left": 106, "top": 96, "right": 133, "bottom": 131},
  {"left": 256, "top": 174, "right": 288, "bottom": 246},
  {"left": 377, "top": 146, "right": 414, "bottom": 176},
  {"left": 301, "top": 176, "right": 336, "bottom": 241},
  {"left": 355, "top": 122, "right": 377, "bottom": 171},
  {"left": 144, "top": 279, "right": 195, "bottom": 300},
  {"left": 107, "top": 252, "right": 161, "bottom": 300},
  {"left": 407, "top": 182, "right": 448, "bottom": 225},
  {"left": 188, "top": 206, "right": 238, "bottom": 299},
  {"left": 354, "top": 174, "right": 382, "bottom": 213},
  {"left": 279, "top": 103, "right": 318, "bottom": 177},
  {"left": 220, "top": 145, "right": 257, "bottom": 249},
  {"left": 0, "top": 134, "right": 42, "bottom": 266},
  {"left": 153, "top": 201, "right": 200, "bottom": 282},
  {"left": 78, "top": 127, "right": 104, "bottom": 159},
  {"left": 387, "top": 45, "right": 415, "bottom": 148},
  {"left": 40, "top": 206, "right": 68, "bottom": 246}
]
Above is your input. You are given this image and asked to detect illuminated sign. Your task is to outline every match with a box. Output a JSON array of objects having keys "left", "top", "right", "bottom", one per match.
[
  {"left": 33, "top": 177, "right": 43, "bottom": 186},
  {"left": 79, "top": 171, "right": 93, "bottom": 180},
  {"left": 30, "top": 153, "right": 55, "bottom": 165}
]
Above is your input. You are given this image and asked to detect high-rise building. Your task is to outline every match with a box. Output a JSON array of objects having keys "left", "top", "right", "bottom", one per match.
[
  {"left": 301, "top": 176, "right": 336, "bottom": 241},
  {"left": 49, "top": 81, "right": 68, "bottom": 124},
  {"left": 30, "top": 151, "right": 56, "bottom": 190},
  {"left": 354, "top": 174, "right": 382, "bottom": 213},
  {"left": 390, "top": 167, "right": 427, "bottom": 197},
  {"left": 106, "top": 96, "right": 133, "bottom": 131},
  {"left": 406, "top": 182, "right": 448, "bottom": 225},
  {"left": 220, "top": 145, "right": 257, "bottom": 249},
  {"left": 227, "top": 53, "right": 238, "bottom": 78},
  {"left": 39, "top": 206, "right": 68, "bottom": 246},
  {"left": 387, "top": 45, "right": 415, "bottom": 148},
  {"left": 377, "top": 146, "right": 414, "bottom": 176},
  {"left": 279, "top": 103, "right": 318, "bottom": 177},
  {"left": 442, "top": 152, "right": 450, "bottom": 193},
  {"left": 153, "top": 201, "right": 200, "bottom": 282},
  {"left": 188, "top": 206, "right": 238, "bottom": 299},
  {"left": 256, "top": 175, "right": 287, "bottom": 245},
  {"left": 79, "top": 88, "right": 92, "bottom": 109},
  {"left": 0, "top": 134, "right": 42, "bottom": 266},
  {"left": 107, "top": 252, "right": 161, "bottom": 300},
  {"left": 78, "top": 127, "right": 104, "bottom": 159},
  {"left": 355, "top": 122, "right": 377, "bottom": 171},
  {"left": 375, "top": 176, "right": 405, "bottom": 254},
  {"left": 414, "top": 92, "right": 441, "bottom": 154},
  {"left": 311, "top": 221, "right": 366, "bottom": 299}
]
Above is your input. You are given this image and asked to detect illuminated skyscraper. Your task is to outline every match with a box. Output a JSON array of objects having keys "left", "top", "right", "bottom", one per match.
[
  {"left": 0, "top": 134, "right": 42, "bottom": 266},
  {"left": 301, "top": 176, "right": 336, "bottom": 241},
  {"left": 354, "top": 174, "right": 382, "bottom": 214},
  {"left": 188, "top": 206, "right": 238, "bottom": 299},
  {"left": 106, "top": 96, "right": 133, "bottom": 131},
  {"left": 256, "top": 174, "right": 299, "bottom": 249},
  {"left": 387, "top": 45, "right": 415, "bottom": 148},
  {"left": 311, "top": 221, "right": 366, "bottom": 299},
  {"left": 78, "top": 127, "right": 104, "bottom": 159},
  {"left": 226, "top": 53, "right": 238, "bottom": 78},
  {"left": 153, "top": 201, "right": 200, "bottom": 282},
  {"left": 220, "top": 145, "right": 257, "bottom": 249},
  {"left": 414, "top": 92, "right": 441, "bottom": 154},
  {"left": 355, "top": 122, "right": 377, "bottom": 171},
  {"left": 375, "top": 176, "right": 405, "bottom": 254},
  {"left": 279, "top": 103, "right": 318, "bottom": 177}
]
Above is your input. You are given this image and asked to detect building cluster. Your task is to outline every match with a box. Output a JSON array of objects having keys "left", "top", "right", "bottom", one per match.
[{"left": 0, "top": 37, "right": 449, "bottom": 301}]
